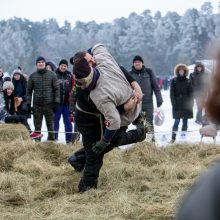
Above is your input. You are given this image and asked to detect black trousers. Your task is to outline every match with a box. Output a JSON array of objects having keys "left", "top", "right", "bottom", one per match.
[
  {"left": 33, "top": 105, "right": 54, "bottom": 141},
  {"left": 5, "top": 115, "right": 31, "bottom": 132},
  {"left": 73, "top": 109, "right": 145, "bottom": 192}
]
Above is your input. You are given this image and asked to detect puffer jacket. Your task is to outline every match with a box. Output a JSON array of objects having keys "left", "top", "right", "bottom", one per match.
[{"left": 26, "top": 68, "right": 60, "bottom": 106}]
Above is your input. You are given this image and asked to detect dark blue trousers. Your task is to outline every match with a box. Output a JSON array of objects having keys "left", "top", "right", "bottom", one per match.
[{"left": 54, "top": 105, "right": 73, "bottom": 142}]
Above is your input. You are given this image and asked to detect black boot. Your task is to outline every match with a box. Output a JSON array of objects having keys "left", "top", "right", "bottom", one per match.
[{"left": 68, "top": 154, "right": 85, "bottom": 172}]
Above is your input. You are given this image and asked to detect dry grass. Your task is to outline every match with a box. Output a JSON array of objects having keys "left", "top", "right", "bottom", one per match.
[{"left": 0, "top": 125, "right": 220, "bottom": 219}]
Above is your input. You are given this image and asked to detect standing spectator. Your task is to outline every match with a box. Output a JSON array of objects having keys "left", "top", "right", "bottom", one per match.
[
  {"left": 130, "top": 55, "right": 163, "bottom": 142},
  {"left": 190, "top": 63, "right": 209, "bottom": 124},
  {"left": 170, "top": 64, "right": 193, "bottom": 143},
  {"left": 12, "top": 69, "right": 29, "bottom": 117},
  {"left": 26, "top": 56, "right": 60, "bottom": 141},
  {"left": 46, "top": 61, "right": 57, "bottom": 72},
  {"left": 54, "top": 59, "right": 73, "bottom": 143},
  {"left": 0, "top": 67, "right": 4, "bottom": 92}
]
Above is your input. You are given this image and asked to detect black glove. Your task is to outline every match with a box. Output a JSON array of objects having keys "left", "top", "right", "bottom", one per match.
[
  {"left": 27, "top": 104, "right": 33, "bottom": 114},
  {"left": 53, "top": 102, "right": 60, "bottom": 112},
  {"left": 157, "top": 101, "right": 163, "bottom": 108},
  {"left": 92, "top": 139, "right": 109, "bottom": 155}
]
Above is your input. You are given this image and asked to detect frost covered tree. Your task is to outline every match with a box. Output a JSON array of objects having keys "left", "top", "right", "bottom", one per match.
[{"left": 0, "top": 1, "right": 219, "bottom": 75}]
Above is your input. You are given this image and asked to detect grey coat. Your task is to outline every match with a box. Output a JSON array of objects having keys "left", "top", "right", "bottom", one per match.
[{"left": 130, "top": 66, "right": 163, "bottom": 111}]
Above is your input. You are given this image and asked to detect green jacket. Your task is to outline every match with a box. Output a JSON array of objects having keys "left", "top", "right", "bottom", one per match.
[{"left": 26, "top": 69, "right": 60, "bottom": 106}]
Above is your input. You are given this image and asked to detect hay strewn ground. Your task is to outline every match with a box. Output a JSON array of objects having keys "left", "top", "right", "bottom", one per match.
[{"left": 0, "top": 124, "right": 220, "bottom": 219}]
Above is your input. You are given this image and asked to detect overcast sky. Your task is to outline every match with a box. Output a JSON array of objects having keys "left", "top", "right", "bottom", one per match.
[{"left": 1, "top": 0, "right": 219, "bottom": 26}]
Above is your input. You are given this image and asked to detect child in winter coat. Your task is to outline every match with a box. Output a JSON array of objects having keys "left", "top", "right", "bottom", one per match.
[
  {"left": 170, "top": 64, "right": 193, "bottom": 143},
  {"left": 0, "top": 81, "right": 42, "bottom": 139}
]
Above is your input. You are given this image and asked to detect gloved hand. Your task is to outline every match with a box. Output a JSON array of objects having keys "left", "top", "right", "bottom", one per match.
[
  {"left": 27, "top": 104, "right": 33, "bottom": 114},
  {"left": 92, "top": 139, "right": 109, "bottom": 155},
  {"left": 73, "top": 58, "right": 91, "bottom": 78},
  {"left": 157, "top": 101, "right": 163, "bottom": 108},
  {"left": 53, "top": 102, "right": 60, "bottom": 112}
]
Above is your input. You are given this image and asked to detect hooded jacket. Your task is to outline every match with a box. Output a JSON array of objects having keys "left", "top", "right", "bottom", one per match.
[
  {"left": 170, "top": 64, "right": 193, "bottom": 119},
  {"left": 189, "top": 63, "right": 209, "bottom": 97}
]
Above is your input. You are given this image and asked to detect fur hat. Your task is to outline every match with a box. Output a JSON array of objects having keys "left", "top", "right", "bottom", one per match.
[
  {"left": 3, "top": 81, "right": 14, "bottom": 91},
  {"left": 133, "top": 55, "right": 144, "bottom": 63},
  {"left": 174, "top": 64, "right": 189, "bottom": 76}
]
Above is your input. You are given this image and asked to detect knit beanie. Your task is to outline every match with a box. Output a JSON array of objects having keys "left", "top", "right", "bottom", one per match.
[
  {"left": 36, "top": 56, "right": 46, "bottom": 64},
  {"left": 3, "top": 81, "right": 14, "bottom": 91},
  {"left": 13, "top": 68, "right": 22, "bottom": 75},
  {"left": 73, "top": 58, "right": 91, "bottom": 79},
  {"left": 133, "top": 55, "right": 144, "bottom": 63},
  {"left": 59, "top": 59, "right": 68, "bottom": 67},
  {"left": 73, "top": 58, "right": 99, "bottom": 90}
]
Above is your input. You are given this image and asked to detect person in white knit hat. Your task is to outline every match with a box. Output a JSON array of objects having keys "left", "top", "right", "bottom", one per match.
[{"left": 0, "top": 81, "right": 43, "bottom": 139}]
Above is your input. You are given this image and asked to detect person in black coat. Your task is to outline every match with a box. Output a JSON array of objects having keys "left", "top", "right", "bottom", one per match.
[
  {"left": 170, "top": 64, "right": 193, "bottom": 142},
  {"left": 12, "top": 69, "right": 29, "bottom": 117},
  {"left": 130, "top": 55, "right": 163, "bottom": 142},
  {"left": 189, "top": 63, "right": 209, "bottom": 124}
]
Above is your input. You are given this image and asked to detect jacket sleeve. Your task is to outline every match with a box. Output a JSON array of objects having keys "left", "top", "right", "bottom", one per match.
[
  {"left": 52, "top": 73, "right": 60, "bottom": 103},
  {"left": 26, "top": 75, "right": 33, "bottom": 105},
  {"left": 170, "top": 79, "right": 176, "bottom": 107},
  {"left": 91, "top": 43, "right": 111, "bottom": 60},
  {"left": 149, "top": 69, "right": 163, "bottom": 105},
  {"left": 120, "top": 66, "right": 135, "bottom": 83}
]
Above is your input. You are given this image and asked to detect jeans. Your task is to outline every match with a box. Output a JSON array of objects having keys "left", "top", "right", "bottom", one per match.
[{"left": 54, "top": 104, "right": 73, "bottom": 142}]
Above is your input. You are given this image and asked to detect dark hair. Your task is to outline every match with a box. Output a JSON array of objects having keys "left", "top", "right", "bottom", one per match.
[
  {"left": 206, "top": 51, "right": 220, "bottom": 123},
  {"left": 70, "top": 51, "right": 87, "bottom": 65},
  {"left": 12, "top": 73, "right": 26, "bottom": 84},
  {"left": 3, "top": 90, "right": 15, "bottom": 115},
  {"left": 194, "top": 62, "right": 205, "bottom": 72}
]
